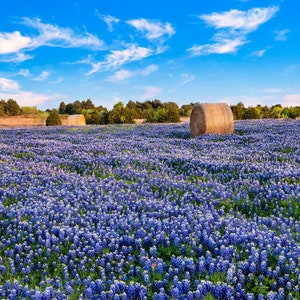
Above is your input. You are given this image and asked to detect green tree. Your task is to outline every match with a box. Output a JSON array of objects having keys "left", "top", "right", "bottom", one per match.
[
  {"left": 59, "top": 101, "right": 66, "bottom": 114},
  {"left": 5, "top": 99, "right": 20, "bottom": 116},
  {"left": 65, "top": 103, "right": 76, "bottom": 115},
  {"left": 281, "top": 107, "right": 290, "bottom": 118},
  {"left": 179, "top": 104, "right": 193, "bottom": 117},
  {"left": 126, "top": 101, "right": 139, "bottom": 119},
  {"left": 243, "top": 107, "right": 259, "bottom": 119},
  {"left": 46, "top": 109, "right": 62, "bottom": 126},
  {"left": 260, "top": 105, "right": 271, "bottom": 119},
  {"left": 73, "top": 100, "right": 82, "bottom": 114},
  {"left": 99, "top": 108, "right": 109, "bottom": 124},
  {"left": 0, "top": 100, "right": 5, "bottom": 116},
  {"left": 21, "top": 106, "right": 38, "bottom": 116},
  {"left": 231, "top": 102, "right": 245, "bottom": 120},
  {"left": 153, "top": 107, "right": 166, "bottom": 123},
  {"left": 108, "top": 102, "right": 124, "bottom": 124},
  {"left": 81, "top": 99, "right": 95, "bottom": 110},
  {"left": 270, "top": 104, "right": 283, "bottom": 118},
  {"left": 152, "top": 99, "right": 163, "bottom": 109},
  {"left": 145, "top": 107, "right": 155, "bottom": 123},
  {"left": 164, "top": 102, "right": 180, "bottom": 123},
  {"left": 288, "top": 106, "right": 300, "bottom": 119},
  {"left": 108, "top": 102, "right": 135, "bottom": 124}
]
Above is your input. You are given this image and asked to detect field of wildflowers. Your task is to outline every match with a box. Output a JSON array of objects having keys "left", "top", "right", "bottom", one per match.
[{"left": 0, "top": 119, "right": 299, "bottom": 299}]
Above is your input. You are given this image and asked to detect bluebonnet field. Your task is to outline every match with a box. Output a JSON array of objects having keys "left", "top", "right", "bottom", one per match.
[{"left": 0, "top": 119, "right": 299, "bottom": 300}]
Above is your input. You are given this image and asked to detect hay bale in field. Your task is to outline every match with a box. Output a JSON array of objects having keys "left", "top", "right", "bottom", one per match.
[
  {"left": 67, "top": 114, "right": 86, "bottom": 126},
  {"left": 190, "top": 103, "right": 234, "bottom": 137}
]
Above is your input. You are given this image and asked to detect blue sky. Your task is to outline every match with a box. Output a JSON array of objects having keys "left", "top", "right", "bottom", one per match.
[{"left": 0, "top": 0, "right": 299, "bottom": 110}]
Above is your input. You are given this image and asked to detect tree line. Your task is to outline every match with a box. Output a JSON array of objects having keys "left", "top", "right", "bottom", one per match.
[
  {"left": 230, "top": 102, "right": 300, "bottom": 120},
  {"left": 58, "top": 99, "right": 184, "bottom": 124},
  {"left": 58, "top": 99, "right": 300, "bottom": 123},
  {"left": 1, "top": 98, "right": 300, "bottom": 125}
]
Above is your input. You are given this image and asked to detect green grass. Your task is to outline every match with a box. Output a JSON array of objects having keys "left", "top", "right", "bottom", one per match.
[{"left": 3, "top": 197, "right": 18, "bottom": 207}]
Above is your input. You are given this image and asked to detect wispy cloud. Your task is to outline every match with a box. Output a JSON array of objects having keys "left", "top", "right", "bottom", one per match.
[
  {"left": 22, "top": 18, "right": 104, "bottom": 49},
  {"left": 189, "top": 6, "right": 279, "bottom": 56},
  {"left": 51, "top": 76, "right": 64, "bottom": 84},
  {"left": 96, "top": 11, "right": 120, "bottom": 32},
  {"left": 108, "top": 64, "right": 158, "bottom": 82},
  {"left": 34, "top": 71, "right": 50, "bottom": 81},
  {"left": 0, "top": 90, "right": 60, "bottom": 106},
  {"left": 264, "top": 88, "right": 283, "bottom": 93},
  {"left": 190, "top": 38, "right": 246, "bottom": 56},
  {"left": 180, "top": 73, "right": 196, "bottom": 85},
  {"left": 86, "top": 44, "right": 153, "bottom": 75},
  {"left": 0, "top": 77, "right": 20, "bottom": 91},
  {"left": 0, "top": 52, "right": 34, "bottom": 63},
  {"left": 141, "top": 85, "right": 163, "bottom": 99},
  {"left": 0, "top": 77, "right": 61, "bottom": 106},
  {"left": 283, "top": 94, "right": 300, "bottom": 106},
  {"left": 140, "top": 64, "right": 159, "bottom": 76},
  {"left": 0, "top": 31, "right": 31, "bottom": 54},
  {"left": 251, "top": 49, "right": 266, "bottom": 57},
  {"left": 0, "top": 18, "right": 104, "bottom": 63},
  {"left": 18, "top": 69, "right": 31, "bottom": 77},
  {"left": 200, "top": 7, "right": 278, "bottom": 31},
  {"left": 72, "top": 18, "right": 172, "bottom": 75},
  {"left": 274, "top": 29, "right": 290, "bottom": 41},
  {"left": 108, "top": 69, "right": 133, "bottom": 82},
  {"left": 127, "top": 18, "right": 175, "bottom": 40}
]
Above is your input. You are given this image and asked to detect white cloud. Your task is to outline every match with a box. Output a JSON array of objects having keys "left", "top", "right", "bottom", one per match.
[
  {"left": 0, "top": 51, "right": 34, "bottom": 63},
  {"left": 283, "top": 94, "right": 300, "bottom": 107},
  {"left": 141, "top": 86, "right": 163, "bottom": 99},
  {"left": 140, "top": 64, "right": 158, "bottom": 76},
  {"left": 108, "top": 64, "right": 158, "bottom": 82},
  {"left": 127, "top": 18, "right": 175, "bottom": 40},
  {"left": 86, "top": 44, "right": 153, "bottom": 75},
  {"left": 189, "top": 38, "right": 246, "bottom": 56},
  {"left": 106, "top": 45, "right": 152, "bottom": 67},
  {"left": 108, "top": 69, "right": 133, "bottom": 82},
  {"left": 180, "top": 73, "right": 196, "bottom": 85},
  {"left": 264, "top": 88, "right": 283, "bottom": 93},
  {"left": 0, "top": 77, "right": 20, "bottom": 91},
  {"left": 34, "top": 71, "right": 50, "bottom": 81},
  {"left": 251, "top": 49, "right": 266, "bottom": 57},
  {"left": 18, "top": 69, "right": 31, "bottom": 77},
  {"left": 201, "top": 7, "right": 278, "bottom": 31},
  {"left": 189, "top": 6, "right": 279, "bottom": 56},
  {"left": 0, "top": 76, "right": 61, "bottom": 107},
  {"left": 0, "top": 31, "right": 31, "bottom": 54},
  {"left": 22, "top": 18, "right": 104, "bottom": 49},
  {"left": 51, "top": 76, "right": 64, "bottom": 84},
  {"left": 96, "top": 11, "right": 120, "bottom": 32},
  {"left": 0, "top": 18, "right": 104, "bottom": 63},
  {"left": 0, "top": 90, "right": 60, "bottom": 107},
  {"left": 274, "top": 29, "right": 290, "bottom": 41}
]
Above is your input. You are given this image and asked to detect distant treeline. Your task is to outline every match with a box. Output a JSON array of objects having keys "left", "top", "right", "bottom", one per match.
[
  {"left": 57, "top": 99, "right": 182, "bottom": 124},
  {"left": 1, "top": 98, "right": 300, "bottom": 124},
  {"left": 230, "top": 102, "right": 300, "bottom": 120}
]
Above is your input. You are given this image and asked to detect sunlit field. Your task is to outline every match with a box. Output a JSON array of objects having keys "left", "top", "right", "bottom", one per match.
[{"left": 0, "top": 119, "right": 299, "bottom": 299}]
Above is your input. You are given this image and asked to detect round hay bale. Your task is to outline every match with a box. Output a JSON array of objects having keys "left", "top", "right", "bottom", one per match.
[
  {"left": 67, "top": 114, "right": 86, "bottom": 126},
  {"left": 190, "top": 103, "right": 234, "bottom": 137}
]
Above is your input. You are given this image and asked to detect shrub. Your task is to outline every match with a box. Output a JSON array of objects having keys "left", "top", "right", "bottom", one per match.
[{"left": 46, "top": 109, "right": 62, "bottom": 126}]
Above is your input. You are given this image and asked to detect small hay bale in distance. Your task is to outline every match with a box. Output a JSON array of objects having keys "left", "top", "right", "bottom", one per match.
[
  {"left": 190, "top": 103, "right": 234, "bottom": 137},
  {"left": 67, "top": 114, "right": 86, "bottom": 126}
]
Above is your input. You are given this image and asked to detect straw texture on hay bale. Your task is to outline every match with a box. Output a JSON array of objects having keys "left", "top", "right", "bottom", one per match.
[
  {"left": 67, "top": 114, "right": 86, "bottom": 126},
  {"left": 190, "top": 103, "right": 234, "bottom": 137}
]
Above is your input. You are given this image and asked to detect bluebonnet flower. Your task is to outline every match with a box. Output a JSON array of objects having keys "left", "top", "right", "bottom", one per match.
[
  {"left": 171, "top": 287, "right": 179, "bottom": 298},
  {"left": 266, "top": 291, "right": 276, "bottom": 300},
  {"left": 0, "top": 121, "right": 299, "bottom": 298}
]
